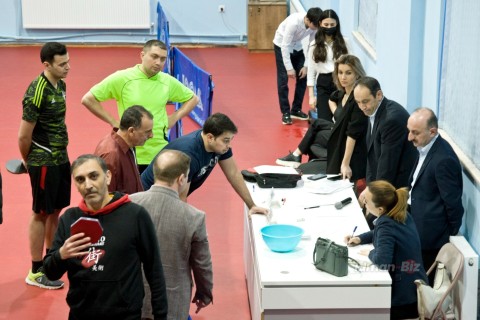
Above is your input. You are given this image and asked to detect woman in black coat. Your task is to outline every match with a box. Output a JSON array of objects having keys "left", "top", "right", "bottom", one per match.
[
  {"left": 277, "top": 54, "right": 367, "bottom": 191},
  {"left": 326, "top": 54, "right": 368, "bottom": 185}
]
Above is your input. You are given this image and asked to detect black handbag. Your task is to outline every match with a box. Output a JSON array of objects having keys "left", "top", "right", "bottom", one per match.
[
  {"left": 241, "top": 170, "right": 302, "bottom": 188},
  {"left": 313, "top": 237, "right": 349, "bottom": 277},
  {"left": 255, "top": 173, "right": 302, "bottom": 188}
]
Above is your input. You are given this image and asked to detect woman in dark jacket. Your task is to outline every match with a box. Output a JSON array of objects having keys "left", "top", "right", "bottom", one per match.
[
  {"left": 346, "top": 180, "right": 428, "bottom": 319},
  {"left": 326, "top": 54, "right": 368, "bottom": 183}
]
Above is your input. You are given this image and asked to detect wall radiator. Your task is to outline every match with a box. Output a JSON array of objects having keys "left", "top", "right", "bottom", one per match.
[
  {"left": 449, "top": 236, "right": 478, "bottom": 319},
  {"left": 21, "top": 0, "right": 150, "bottom": 29}
]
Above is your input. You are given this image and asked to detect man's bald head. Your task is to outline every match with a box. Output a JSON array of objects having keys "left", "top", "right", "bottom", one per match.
[
  {"left": 407, "top": 107, "right": 438, "bottom": 148},
  {"left": 153, "top": 150, "right": 191, "bottom": 186}
]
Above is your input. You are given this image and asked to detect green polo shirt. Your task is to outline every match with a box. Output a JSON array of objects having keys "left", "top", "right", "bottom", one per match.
[{"left": 90, "top": 65, "right": 194, "bottom": 164}]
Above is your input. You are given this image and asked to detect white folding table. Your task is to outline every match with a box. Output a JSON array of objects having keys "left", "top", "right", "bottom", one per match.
[{"left": 243, "top": 180, "right": 392, "bottom": 319}]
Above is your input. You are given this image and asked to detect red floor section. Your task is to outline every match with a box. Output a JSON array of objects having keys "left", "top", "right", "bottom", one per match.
[{"left": 0, "top": 45, "right": 310, "bottom": 319}]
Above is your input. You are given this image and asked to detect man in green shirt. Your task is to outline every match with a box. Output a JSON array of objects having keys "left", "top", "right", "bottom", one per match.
[
  {"left": 81, "top": 40, "right": 199, "bottom": 172},
  {"left": 18, "top": 42, "right": 71, "bottom": 289}
]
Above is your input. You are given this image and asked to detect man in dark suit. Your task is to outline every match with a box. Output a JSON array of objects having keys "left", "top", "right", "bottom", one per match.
[
  {"left": 407, "top": 107, "right": 464, "bottom": 283},
  {"left": 354, "top": 77, "right": 417, "bottom": 227}
]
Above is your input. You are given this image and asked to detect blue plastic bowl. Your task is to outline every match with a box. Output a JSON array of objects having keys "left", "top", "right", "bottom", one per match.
[{"left": 260, "top": 224, "right": 304, "bottom": 253}]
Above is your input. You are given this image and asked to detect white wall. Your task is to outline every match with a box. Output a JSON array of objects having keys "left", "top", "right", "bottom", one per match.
[
  {"left": 421, "top": 0, "right": 445, "bottom": 114},
  {"left": 0, "top": 0, "right": 248, "bottom": 44},
  {"left": 162, "top": 0, "right": 248, "bottom": 43}
]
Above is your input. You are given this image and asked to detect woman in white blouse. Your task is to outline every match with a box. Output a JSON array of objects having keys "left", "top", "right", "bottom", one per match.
[{"left": 307, "top": 9, "right": 349, "bottom": 122}]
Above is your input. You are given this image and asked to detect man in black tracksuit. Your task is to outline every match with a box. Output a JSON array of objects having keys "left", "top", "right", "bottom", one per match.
[{"left": 44, "top": 154, "right": 167, "bottom": 320}]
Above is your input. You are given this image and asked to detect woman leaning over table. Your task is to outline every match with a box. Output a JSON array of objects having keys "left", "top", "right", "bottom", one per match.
[
  {"left": 276, "top": 54, "right": 367, "bottom": 194},
  {"left": 345, "top": 180, "right": 428, "bottom": 320},
  {"left": 325, "top": 54, "right": 368, "bottom": 193},
  {"left": 307, "top": 9, "right": 348, "bottom": 122}
]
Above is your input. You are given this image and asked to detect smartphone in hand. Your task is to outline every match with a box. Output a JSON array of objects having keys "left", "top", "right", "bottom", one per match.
[{"left": 70, "top": 217, "right": 103, "bottom": 243}]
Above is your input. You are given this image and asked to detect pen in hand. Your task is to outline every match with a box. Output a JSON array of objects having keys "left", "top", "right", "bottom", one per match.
[
  {"left": 351, "top": 226, "right": 357, "bottom": 238},
  {"left": 347, "top": 226, "right": 358, "bottom": 246}
]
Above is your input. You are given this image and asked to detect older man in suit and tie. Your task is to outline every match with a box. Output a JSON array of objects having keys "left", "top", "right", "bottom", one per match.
[
  {"left": 130, "top": 149, "right": 213, "bottom": 320},
  {"left": 354, "top": 77, "right": 417, "bottom": 227},
  {"left": 407, "top": 107, "right": 464, "bottom": 284}
]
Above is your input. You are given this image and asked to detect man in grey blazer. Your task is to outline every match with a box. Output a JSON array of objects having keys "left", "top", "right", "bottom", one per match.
[{"left": 131, "top": 150, "right": 213, "bottom": 320}]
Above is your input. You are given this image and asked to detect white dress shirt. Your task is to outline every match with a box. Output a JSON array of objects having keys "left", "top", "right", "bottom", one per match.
[
  {"left": 408, "top": 133, "right": 439, "bottom": 205},
  {"left": 368, "top": 97, "right": 383, "bottom": 133},
  {"left": 273, "top": 13, "right": 316, "bottom": 71},
  {"left": 306, "top": 38, "right": 351, "bottom": 87}
]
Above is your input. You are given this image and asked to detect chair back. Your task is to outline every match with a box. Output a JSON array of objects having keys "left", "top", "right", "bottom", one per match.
[{"left": 426, "top": 243, "right": 464, "bottom": 319}]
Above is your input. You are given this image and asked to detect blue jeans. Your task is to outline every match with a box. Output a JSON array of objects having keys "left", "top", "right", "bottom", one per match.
[{"left": 274, "top": 44, "right": 307, "bottom": 114}]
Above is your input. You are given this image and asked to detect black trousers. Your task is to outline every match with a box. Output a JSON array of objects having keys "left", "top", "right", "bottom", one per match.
[
  {"left": 315, "top": 73, "right": 336, "bottom": 121},
  {"left": 297, "top": 118, "right": 333, "bottom": 158},
  {"left": 69, "top": 310, "right": 141, "bottom": 320},
  {"left": 391, "top": 301, "right": 419, "bottom": 319},
  {"left": 274, "top": 44, "right": 307, "bottom": 114}
]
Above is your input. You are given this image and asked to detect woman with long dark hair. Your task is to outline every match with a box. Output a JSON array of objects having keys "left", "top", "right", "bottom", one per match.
[{"left": 307, "top": 9, "right": 348, "bottom": 121}]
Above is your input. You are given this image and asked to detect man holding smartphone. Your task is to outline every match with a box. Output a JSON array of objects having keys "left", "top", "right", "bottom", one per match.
[{"left": 43, "top": 155, "right": 168, "bottom": 320}]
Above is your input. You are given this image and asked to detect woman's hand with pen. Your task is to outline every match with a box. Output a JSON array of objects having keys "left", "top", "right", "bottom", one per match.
[
  {"left": 344, "top": 225, "right": 359, "bottom": 246},
  {"left": 344, "top": 235, "right": 361, "bottom": 247}
]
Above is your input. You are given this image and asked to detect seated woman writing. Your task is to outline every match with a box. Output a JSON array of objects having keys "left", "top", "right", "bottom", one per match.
[{"left": 345, "top": 180, "right": 428, "bottom": 320}]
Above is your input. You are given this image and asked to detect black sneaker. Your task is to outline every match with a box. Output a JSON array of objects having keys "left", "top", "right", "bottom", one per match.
[
  {"left": 291, "top": 110, "right": 309, "bottom": 120},
  {"left": 282, "top": 113, "right": 292, "bottom": 125},
  {"left": 276, "top": 152, "right": 301, "bottom": 168}
]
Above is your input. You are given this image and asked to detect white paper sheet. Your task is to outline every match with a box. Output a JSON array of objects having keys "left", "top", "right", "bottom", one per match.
[
  {"left": 304, "top": 179, "right": 354, "bottom": 194},
  {"left": 253, "top": 165, "right": 299, "bottom": 174}
]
